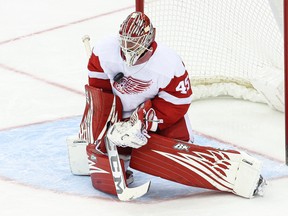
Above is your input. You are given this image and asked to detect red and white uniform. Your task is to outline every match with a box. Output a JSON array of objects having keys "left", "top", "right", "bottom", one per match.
[{"left": 87, "top": 36, "right": 193, "bottom": 141}]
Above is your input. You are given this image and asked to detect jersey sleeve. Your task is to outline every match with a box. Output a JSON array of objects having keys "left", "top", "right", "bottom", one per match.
[
  {"left": 87, "top": 52, "right": 112, "bottom": 93},
  {"left": 152, "top": 70, "right": 192, "bottom": 130}
]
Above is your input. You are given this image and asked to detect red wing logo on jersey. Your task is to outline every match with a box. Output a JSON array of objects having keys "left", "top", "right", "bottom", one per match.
[{"left": 113, "top": 76, "right": 152, "bottom": 94}]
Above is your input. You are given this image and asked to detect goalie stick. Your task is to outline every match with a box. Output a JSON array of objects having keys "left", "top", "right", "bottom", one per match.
[
  {"left": 82, "top": 35, "right": 92, "bottom": 57},
  {"left": 105, "top": 136, "right": 151, "bottom": 201}
]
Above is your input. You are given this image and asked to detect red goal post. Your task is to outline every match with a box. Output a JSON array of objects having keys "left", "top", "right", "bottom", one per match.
[
  {"left": 135, "top": 0, "right": 287, "bottom": 165},
  {"left": 285, "top": 0, "right": 287, "bottom": 165}
]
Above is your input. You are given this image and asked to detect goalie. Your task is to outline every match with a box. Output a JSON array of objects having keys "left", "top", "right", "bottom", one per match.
[{"left": 71, "top": 11, "right": 266, "bottom": 200}]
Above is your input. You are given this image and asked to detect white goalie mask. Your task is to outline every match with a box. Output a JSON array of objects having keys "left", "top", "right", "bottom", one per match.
[{"left": 119, "top": 12, "right": 156, "bottom": 66}]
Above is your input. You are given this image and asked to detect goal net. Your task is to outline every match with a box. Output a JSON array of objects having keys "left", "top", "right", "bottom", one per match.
[{"left": 140, "top": 0, "right": 284, "bottom": 112}]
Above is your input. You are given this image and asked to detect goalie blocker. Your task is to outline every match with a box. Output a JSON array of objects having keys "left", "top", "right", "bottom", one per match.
[{"left": 68, "top": 85, "right": 264, "bottom": 199}]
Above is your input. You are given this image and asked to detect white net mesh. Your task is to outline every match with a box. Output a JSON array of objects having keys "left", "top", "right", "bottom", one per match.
[{"left": 144, "top": 0, "right": 284, "bottom": 111}]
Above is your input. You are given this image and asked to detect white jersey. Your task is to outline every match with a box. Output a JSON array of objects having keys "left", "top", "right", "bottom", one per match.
[{"left": 88, "top": 36, "right": 192, "bottom": 119}]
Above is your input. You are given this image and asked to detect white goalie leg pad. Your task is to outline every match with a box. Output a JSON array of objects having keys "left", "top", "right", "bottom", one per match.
[
  {"left": 232, "top": 151, "right": 262, "bottom": 198},
  {"left": 66, "top": 136, "right": 89, "bottom": 175}
]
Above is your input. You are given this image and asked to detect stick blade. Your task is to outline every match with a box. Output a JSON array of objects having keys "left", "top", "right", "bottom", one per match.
[{"left": 118, "top": 181, "right": 151, "bottom": 201}]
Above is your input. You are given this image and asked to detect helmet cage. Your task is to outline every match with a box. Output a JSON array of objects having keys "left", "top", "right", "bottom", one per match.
[
  {"left": 119, "top": 34, "right": 152, "bottom": 66},
  {"left": 119, "top": 12, "right": 155, "bottom": 66}
]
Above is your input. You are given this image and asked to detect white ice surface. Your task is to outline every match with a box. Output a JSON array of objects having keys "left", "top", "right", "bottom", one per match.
[{"left": 0, "top": 1, "right": 287, "bottom": 215}]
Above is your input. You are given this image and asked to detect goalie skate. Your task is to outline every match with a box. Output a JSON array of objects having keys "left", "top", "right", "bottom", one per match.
[{"left": 253, "top": 175, "right": 268, "bottom": 197}]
